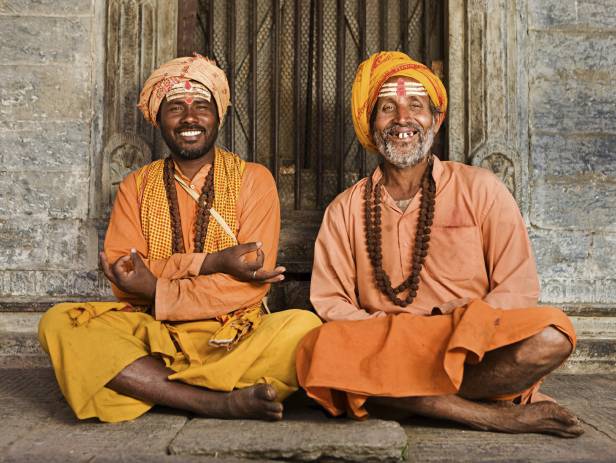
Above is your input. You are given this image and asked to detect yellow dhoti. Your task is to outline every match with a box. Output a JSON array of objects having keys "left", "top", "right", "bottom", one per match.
[{"left": 38, "top": 303, "right": 321, "bottom": 423}]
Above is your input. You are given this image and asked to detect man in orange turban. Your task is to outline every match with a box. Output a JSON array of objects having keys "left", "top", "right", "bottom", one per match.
[
  {"left": 38, "top": 54, "right": 321, "bottom": 423},
  {"left": 296, "top": 52, "right": 583, "bottom": 437}
]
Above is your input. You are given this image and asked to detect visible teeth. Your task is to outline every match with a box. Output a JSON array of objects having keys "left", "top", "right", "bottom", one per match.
[
  {"left": 180, "top": 130, "right": 202, "bottom": 137},
  {"left": 397, "top": 132, "right": 409, "bottom": 139}
]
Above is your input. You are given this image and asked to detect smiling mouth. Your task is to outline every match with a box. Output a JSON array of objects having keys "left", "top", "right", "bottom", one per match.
[
  {"left": 178, "top": 129, "right": 204, "bottom": 137},
  {"left": 388, "top": 130, "right": 418, "bottom": 141}
]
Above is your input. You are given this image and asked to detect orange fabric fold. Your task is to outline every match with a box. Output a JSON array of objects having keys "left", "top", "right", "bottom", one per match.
[{"left": 296, "top": 300, "right": 576, "bottom": 420}]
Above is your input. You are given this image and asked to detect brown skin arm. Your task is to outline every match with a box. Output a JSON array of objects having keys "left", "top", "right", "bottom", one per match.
[
  {"left": 200, "top": 241, "right": 285, "bottom": 283},
  {"left": 100, "top": 242, "right": 284, "bottom": 304},
  {"left": 100, "top": 249, "right": 157, "bottom": 303}
]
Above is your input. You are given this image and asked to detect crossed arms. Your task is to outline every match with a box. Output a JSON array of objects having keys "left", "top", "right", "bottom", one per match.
[{"left": 101, "top": 163, "right": 283, "bottom": 321}]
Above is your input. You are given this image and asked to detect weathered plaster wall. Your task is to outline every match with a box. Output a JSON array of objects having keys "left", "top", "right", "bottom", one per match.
[
  {"left": 526, "top": 0, "right": 616, "bottom": 310},
  {"left": 448, "top": 0, "right": 616, "bottom": 313},
  {"left": 0, "top": 0, "right": 110, "bottom": 307}
]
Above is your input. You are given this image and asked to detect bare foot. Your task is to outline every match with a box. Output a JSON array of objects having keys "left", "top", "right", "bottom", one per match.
[
  {"left": 222, "top": 384, "right": 283, "bottom": 421},
  {"left": 473, "top": 401, "right": 584, "bottom": 438}
]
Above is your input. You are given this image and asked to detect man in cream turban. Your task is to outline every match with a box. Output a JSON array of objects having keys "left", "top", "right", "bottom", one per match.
[
  {"left": 38, "top": 54, "right": 321, "bottom": 423},
  {"left": 296, "top": 52, "right": 583, "bottom": 437}
]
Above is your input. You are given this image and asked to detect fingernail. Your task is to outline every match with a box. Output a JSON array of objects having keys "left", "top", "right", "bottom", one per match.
[
  {"left": 131, "top": 248, "right": 137, "bottom": 253},
  {"left": 256, "top": 241, "right": 262, "bottom": 247}
]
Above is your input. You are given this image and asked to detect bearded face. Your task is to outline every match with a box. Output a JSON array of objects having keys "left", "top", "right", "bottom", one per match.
[
  {"left": 371, "top": 76, "right": 439, "bottom": 169},
  {"left": 159, "top": 96, "right": 220, "bottom": 161},
  {"left": 372, "top": 120, "right": 435, "bottom": 169}
]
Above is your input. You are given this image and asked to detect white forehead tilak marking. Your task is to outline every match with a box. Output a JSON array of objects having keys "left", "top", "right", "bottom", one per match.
[
  {"left": 378, "top": 80, "right": 428, "bottom": 98},
  {"left": 165, "top": 81, "right": 212, "bottom": 104}
]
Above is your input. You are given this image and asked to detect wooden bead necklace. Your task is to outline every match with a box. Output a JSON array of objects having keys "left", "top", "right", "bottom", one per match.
[
  {"left": 163, "top": 157, "right": 215, "bottom": 253},
  {"left": 364, "top": 156, "right": 436, "bottom": 307}
]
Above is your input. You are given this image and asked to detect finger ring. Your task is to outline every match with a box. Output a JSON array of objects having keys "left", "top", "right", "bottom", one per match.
[{"left": 252, "top": 270, "right": 257, "bottom": 280}]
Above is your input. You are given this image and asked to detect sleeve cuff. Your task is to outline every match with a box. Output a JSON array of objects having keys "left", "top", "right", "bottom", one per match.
[
  {"left": 188, "top": 253, "right": 207, "bottom": 277},
  {"left": 153, "top": 278, "right": 171, "bottom": 320}
]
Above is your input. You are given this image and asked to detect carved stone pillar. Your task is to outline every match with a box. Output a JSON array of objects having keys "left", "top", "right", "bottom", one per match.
[
  {"left": 91, "top": 0, "right": 178, "bottom": 219},
  {"left": 447, "top": 0, "right": 529, "bottom": 216}
]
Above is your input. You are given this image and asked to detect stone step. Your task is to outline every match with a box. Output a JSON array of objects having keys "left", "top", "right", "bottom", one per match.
[
  {"left": 1, "top": 312, "right": 615, "bottom": 372},
  {"left": 2, "top": 368, "right": 616, "bottom": 461},
  {"left": 0, "top": 367, "right": 407, "bottom": 462}
]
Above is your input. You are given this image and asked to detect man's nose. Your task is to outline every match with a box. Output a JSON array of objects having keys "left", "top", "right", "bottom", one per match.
[
  {"left": 180, "top": 105, "right": 199, "bottom": 123},
  {"left": 394, "top": 105, "right": 411, "bottom": 124}
]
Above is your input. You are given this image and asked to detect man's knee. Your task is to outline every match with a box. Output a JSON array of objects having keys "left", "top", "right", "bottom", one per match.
[
  {"left": 278, "top": 309, "right": 322, "bottom": 340},
  {"left": 515, "top": 326, "right": 572, "bottom": 370},
  {"left": 38, "top": 303, "right": 74, "bottom": 349}
]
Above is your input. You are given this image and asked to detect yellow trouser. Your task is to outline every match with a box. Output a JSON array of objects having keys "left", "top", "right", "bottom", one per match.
[{"left": 38, "top": 303, "right": 321, "bottom": 423}]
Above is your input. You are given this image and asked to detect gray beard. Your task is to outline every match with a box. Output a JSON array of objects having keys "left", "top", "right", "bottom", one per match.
[{"left": 373, "top": 124, "right": 435, "bottom": 169}]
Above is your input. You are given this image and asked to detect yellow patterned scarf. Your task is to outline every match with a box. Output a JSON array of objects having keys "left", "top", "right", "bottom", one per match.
[{"left": 135, "top": 147, "right": 262, "bottom": 349}]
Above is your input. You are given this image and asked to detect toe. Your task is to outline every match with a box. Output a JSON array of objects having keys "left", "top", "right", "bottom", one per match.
[
  {"left": 258, "top": 384, "right": 277, "bottom": 401},
  {"left": 567, "top": 424, "right": 585, "bottom": 437},
  {"left": 265, "top": 404, "right": 284, "bottom": 421}
]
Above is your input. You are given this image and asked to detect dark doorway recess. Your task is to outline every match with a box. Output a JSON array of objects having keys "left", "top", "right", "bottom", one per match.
[{"left": 177, "top": 0, "right": 446, "bottom": 272}]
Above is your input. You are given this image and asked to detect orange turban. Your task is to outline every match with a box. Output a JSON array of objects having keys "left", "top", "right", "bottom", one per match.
[
  {"left": 351, "top": 51, "right": 448, "bottom": 152},
  {"left": 138, "top": 54, "right": 230, "bottom": 128}
]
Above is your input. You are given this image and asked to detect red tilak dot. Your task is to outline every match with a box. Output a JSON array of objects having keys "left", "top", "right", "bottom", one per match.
[
  {"left": 396, "top": 78, "right": 406, "bottom": 97},
  {"left": 184, "top": 81, "right": 192, "bottom": 90},
  {"left": 185, "top": 96, "right": 194, "bottom": 104}
]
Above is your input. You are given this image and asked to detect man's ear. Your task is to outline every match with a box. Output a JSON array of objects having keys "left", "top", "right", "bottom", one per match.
[{"left": 433, "top": 112, "right": 445, "bottom": 134}]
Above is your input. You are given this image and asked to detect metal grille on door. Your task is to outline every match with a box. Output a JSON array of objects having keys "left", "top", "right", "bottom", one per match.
[{"left": 177, "top": 0, "right": 444, "bottom": 271}]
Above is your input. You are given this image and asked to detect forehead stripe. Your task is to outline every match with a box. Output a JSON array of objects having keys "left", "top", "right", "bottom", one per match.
[
  {"left": 379, "top": 81, "right": 427, "bottom": 98},
  {"left": 166, "top": 81, "right": 211, "bottom": 102},
  {"left": 378, "top": 90, "right": 428, "bottom": 97},
  {"left": 396, "top": 78, "right": 406, "bottom": 96},
  {"left": 380, "top": 82, "right": 425, "bottom": 88}
]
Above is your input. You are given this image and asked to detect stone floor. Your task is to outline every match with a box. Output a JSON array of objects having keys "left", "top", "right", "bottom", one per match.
[{"left": 0, "top": 368, "right": 615, "bottom": 462}]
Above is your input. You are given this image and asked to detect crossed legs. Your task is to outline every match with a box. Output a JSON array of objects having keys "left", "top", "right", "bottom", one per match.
[
  {"left": 371, "top": 327, "right": 584, "bottom": 437},
  {"left": 39, "top": 304, "right": 322, "bottom": 422},
  {"left": 107, "top": 355, "right": 284, "bottom": 420},
  {"left": 105, "top": 308, "right": 322, "bottom": 421}
]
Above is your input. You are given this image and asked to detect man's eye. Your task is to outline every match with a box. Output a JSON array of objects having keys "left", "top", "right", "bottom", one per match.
[{"left": 382, "top": 104, "right": 394, "bottom": 112}]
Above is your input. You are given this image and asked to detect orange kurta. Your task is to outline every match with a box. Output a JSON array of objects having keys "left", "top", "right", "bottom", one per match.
[
  {"left": 39, "top": 154, "right": 324, "bottom": 422},
  {"left": 310, "top": 157, "right": 540, "bottom": 320},
  {"left": 105, "top": 160, "right": 279, "bottom": 321},
  {"left": 296, "top": 158, "right": 575, "bottom": 418}
]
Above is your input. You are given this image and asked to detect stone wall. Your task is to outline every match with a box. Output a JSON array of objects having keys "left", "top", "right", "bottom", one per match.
[
  {"left": 447, "top": 0, "right": 616, "bottom": 314},
  {"left": 0, "top": 0, "right": 110, "bottom": 308},
  {"left": 526, "top": 0, "right": 616, "bottom": 311}
]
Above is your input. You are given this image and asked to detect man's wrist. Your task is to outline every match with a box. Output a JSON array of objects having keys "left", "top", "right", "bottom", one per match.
[
  {"left": 200, "top": 252, "right": 218, "bottom": 275},
  {"left": 147, "top": 278, "right": 157, "bottom": 302}
]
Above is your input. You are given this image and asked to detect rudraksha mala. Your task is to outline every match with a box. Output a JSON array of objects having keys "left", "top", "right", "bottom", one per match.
[
  {"left": 163, "top": 157, "right": 215, "bottom": 253},
  {"left": 364, "top": 156, "right": 436, "bottom": 307}
]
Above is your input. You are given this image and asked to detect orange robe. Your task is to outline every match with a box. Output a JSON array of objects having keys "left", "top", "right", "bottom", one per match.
[
  {"left": 296, "top": 158, "right": 575, "bottom": 418},
  {"left": 105, "top": 161, "right": 279, "bottom": 320},
  {"left": 38, "top": 158, "right": 323, "bottom": 422}
]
